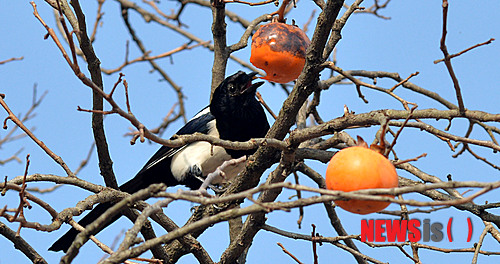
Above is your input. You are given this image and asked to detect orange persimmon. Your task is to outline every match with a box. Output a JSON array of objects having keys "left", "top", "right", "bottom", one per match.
[
  {"left": 250, "top": 22, "right": 310, "bottom": 84},
  {"left": 325, "top": 145, "right": 399, "bottom": 215}
]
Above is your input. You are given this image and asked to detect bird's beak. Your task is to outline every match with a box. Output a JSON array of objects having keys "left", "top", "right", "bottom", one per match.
[
  {"left": 249, "top": 71, "right": 259, "bottom": 80},
  {"left": 248, "top": 71, "right": 259, "bottom": 79},
  {"left": 243, "top": 72, "right": 264, "bottom": 94}
]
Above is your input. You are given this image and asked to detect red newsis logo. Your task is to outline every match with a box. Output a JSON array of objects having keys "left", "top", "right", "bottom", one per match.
[{"left": 360, "top": 218, "right": 473, "bottom": 243}]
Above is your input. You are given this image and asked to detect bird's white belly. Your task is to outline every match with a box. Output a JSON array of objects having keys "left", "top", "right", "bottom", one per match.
[{"left": 170, "top": 141, "right": 245, "bottom": 184}]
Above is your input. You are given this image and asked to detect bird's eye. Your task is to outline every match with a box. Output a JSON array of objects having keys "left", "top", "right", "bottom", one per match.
[{"left": 228, "top": 84, "right": 236, "bottom": 93}]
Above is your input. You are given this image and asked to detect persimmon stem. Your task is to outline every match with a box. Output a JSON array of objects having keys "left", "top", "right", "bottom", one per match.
[{"left": 276, "top": 0, "right": 292, "bottom": 22}]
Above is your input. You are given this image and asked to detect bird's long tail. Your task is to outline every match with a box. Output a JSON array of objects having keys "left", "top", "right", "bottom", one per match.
[
  {"left": 48, "top": 201, "right": 116, "bottom": 252},
  {"left": 48, "top": 170, "right": 161, "bottom": 253}
]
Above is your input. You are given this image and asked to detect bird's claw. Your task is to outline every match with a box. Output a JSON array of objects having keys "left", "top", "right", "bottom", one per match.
[
  {"left": 189, "top": 165, "right": 203, "bottom": 178},
  {"left": 209, "top": 184, "right": 227, "bottom": 194}
]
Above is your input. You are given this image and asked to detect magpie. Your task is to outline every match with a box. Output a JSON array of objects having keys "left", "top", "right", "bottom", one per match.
[{"left": 49, "top": 71, "right": 270, "bottom": 252}]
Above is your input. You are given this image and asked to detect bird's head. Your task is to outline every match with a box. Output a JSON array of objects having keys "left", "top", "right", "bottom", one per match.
[
  {"left": 210, "top": 71, "right": 269, "bottom": 146},
  {"left": 215, "top": 71, "right": 264, "bottom": 98}
]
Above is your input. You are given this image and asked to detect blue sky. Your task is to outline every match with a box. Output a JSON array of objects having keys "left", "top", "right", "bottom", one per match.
[{"left": 1, "top": 0, "right": 500, "bottom": 263}]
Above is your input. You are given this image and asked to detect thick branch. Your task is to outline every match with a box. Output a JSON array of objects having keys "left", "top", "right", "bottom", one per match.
[
  {"left": 0, "top": 221, "right": 48, "bottom": 264},
  {"left": 69, "top": 0, "right": 119, "bottom": 189}
]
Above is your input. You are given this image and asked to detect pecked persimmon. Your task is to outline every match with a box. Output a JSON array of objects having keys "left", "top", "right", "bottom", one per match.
[
  {"left": 250, "top": 22, "right": 310, "bottom": 83},
  {"left": 325, "top": 144, "right": 399, "bottom": 215}
]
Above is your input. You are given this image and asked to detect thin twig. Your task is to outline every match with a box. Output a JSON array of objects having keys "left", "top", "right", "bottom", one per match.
[
  {"left": 311, "top": 224, "right": 319, "bottom": 264},
  {"left": 471, "top": 224, "right": 492, "bottom": 264},
  {"left": 256, "top": 91, "right": 277, "bottom": 119},
  {"left": 439, "top": 0, "right": 466, "bottom": 114},
  {"left": 434, "top": 38, "right": 495, "bottom": 64},
  {"left": 101, "top": 41, "right": 209, "bottom": 74},
  {"left": 0, "top": 93, "right": 74, "bottom": 177},
  {"left": 0, "top": 56, "right": 24, "bottom": 65},
  {"left": 388, "top": 71, "right": 419, "bottom": 92},
  {"left": 277, "top": 242, "right": 304, "bottom": 264},
  {"left": 224, "top": 0, "right": 276, "bottom": 6}
]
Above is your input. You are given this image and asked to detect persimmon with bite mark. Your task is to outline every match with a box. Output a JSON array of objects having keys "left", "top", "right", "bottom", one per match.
[
  {"left": 325, "top": 144, "right": 399, "bottom": 215},
  {"left": 250, "top": 22, "right": 310, "bottom": 84}
]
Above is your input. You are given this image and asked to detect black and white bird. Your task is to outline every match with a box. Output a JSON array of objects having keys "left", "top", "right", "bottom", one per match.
[{"left": 49, "top": 71, "right": 270, "bottom": 252}]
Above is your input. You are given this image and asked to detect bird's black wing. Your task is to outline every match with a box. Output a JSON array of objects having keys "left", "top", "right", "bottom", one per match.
[{"left": 135, "top": 106, "right": 215, "bottom": 177}]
